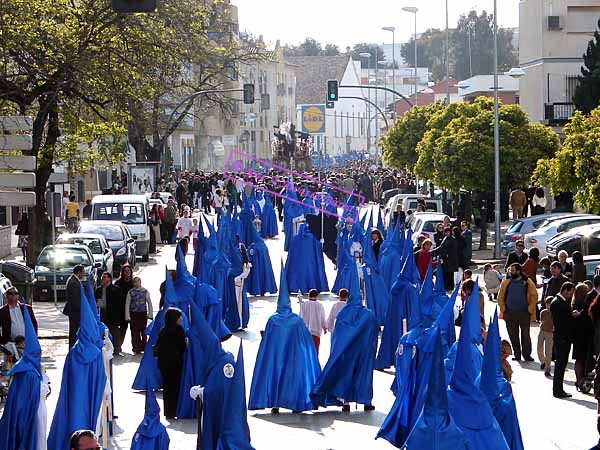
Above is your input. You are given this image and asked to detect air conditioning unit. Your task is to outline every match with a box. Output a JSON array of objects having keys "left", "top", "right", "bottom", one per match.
[{"left": 547, "top": 15, "right": 562, "bottom": 30}]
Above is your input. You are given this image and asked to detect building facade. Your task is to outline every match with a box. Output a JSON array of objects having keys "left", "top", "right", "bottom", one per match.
[
  {"left": 519, "top": 0, "right": 600, "bottom": 126},
  {"left": 457, "top": 75, "right": 520, "bottom": 104}
]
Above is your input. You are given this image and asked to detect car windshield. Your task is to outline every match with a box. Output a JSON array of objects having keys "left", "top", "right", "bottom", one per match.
[
  {"left": 507, "top": 221, "right": 523, "bottom": 233},
  {"left": 92, "top": 203, "right": 145, "bottom": 224},
  {"left": 59, "top": 237, "right": 103, "bottom": 254},
  {"left": 37, "top": 248, "right": 91, "bottom": 270},
  {"left": 78, "top": 224, "right": 124, "bottom": 241}
]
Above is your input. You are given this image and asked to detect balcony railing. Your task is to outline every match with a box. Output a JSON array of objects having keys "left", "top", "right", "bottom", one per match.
[{"left": 544, "top": 102, "right": 575, "bottom": 126}]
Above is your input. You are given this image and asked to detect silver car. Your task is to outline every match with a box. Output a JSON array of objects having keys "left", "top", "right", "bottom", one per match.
[{"left": 524, "top": 215, "right": 600, "bottom": 257}]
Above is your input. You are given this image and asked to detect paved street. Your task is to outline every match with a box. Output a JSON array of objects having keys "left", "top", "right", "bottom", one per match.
[{"left": 4, "top": 215, "right": 597, "bottom": 450}]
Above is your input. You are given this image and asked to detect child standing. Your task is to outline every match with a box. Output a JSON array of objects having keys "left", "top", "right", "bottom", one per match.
[
  {"left": 298, "top": 289, "right": 327, "bottom": 354},
  {"left": 484, "top": 263, "right": 503, "bottom": 301},
  {"left": 125, "top": 277, "right": 154, "bottom": 354},
  {"left": 327, "top": 288, "right": 348, "bottom": 334},
  {"left": 537, "top": 296, "right": 554, "bottom": 378},
  {"left": 501, "top": 339, "right": 514, "bottom": 381}
]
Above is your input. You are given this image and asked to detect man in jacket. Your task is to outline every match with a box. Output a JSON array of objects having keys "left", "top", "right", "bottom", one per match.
[
  {"left": 550, "top": 282, "right": 576, "bottom": 398},
  {"left": 544, "top": 261, "right": 570, "bottom": 301},
  {"left": 461, "top": 220, "right": 473, "bottom": 268},
  {"left": 0, "top": 286, "right": 38, "bottom": 344},
  {"left": 437, "top": 227, "right": 458, "bottom": 292},
  {"left": 63, "top": 264, "right": 86, "bottom": 348},
  {"left": 509, "top": 188, "right": 527, "bottom": 220},
  {"left": 504, "top": 240, "right": 528, "bottom": 271},
  {"left": 94, "top": 272, "right": 124, "bottom": 355},
  {"left": 163, "top": 199, "right": 177, "bottom": 244},
  {"left": 498, "top": 262, "right": 538, "bottom": 361}
]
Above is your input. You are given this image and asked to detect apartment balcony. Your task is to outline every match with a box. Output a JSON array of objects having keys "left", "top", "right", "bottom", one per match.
[{"left": 544, "top": 102, "right": 575, "bottom": 127}]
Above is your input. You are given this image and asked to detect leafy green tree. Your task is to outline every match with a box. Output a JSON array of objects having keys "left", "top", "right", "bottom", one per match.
[
  {"left": 534, "top": 109, "right": 600, "bottom": 212},
  {"left": 416, "top": 98, "right": 559, "bottom": 193},
  {"left": 382, "top": 103, "right": 443, "bottom": 170},
  {"left": 573, "top": 19, "right": 600, "bottom": 114},
  {"left": 351, "top": 43, "right": 386, "bottom": 69},
  {"left": 324, "top": 44, "right": 341, "bottom": 56},
  {"left": 401, "top": 29, "right": 447, "bottom": 82},
  {"left": 284, "top": 38, "right": 324, "bottom": 57}
]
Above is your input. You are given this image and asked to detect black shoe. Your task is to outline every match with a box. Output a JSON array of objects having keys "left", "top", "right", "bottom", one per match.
[
  {"left": 540, "top": 363, "right": 546, "bottom": 371},
  {"left": 512, "top": 356, "right": 521, "bottom": 361},
  {"left": 271, "top": 408, "right": 279, "bottom": 414},
  {"left": 524, "top": 356, "right": 534, "bottom": 362},
  {"left": 553, "top": 392, "right": 572, "bottom": 399},
  {"left": 364, "top": 405, "right": 375, "bottom": 411},
  {"left": 544, "top": 372, "right": 553, "bottom": 379},
  {"left": 342, "top": 404, "right": 350, "bottom": 412}
]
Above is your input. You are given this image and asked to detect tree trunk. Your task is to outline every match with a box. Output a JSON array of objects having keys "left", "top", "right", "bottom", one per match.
[{"left": 27, "top": 97, "right": 60, "bottom": 268}]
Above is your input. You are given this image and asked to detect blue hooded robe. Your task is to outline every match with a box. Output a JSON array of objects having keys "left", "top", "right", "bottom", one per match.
[
  {"left": 444, "top": 280, "right": 484, "bottom": 385},
  {"left": 378, "top": 221, "right": 404, "bottom": 292},
  {"left": 48, "top": 286, "right": 107, "bottom": 450},
  {"left": 283, "top": 180, "right": 304, "bottom": 251},
  {"left": 361, "top": 229, "right": 390, "bottom": 326},
  {"left": 130, "top": 389, "right": 170, "bottom": 450},
  {"left": 285, "top": 224, "right": 328, "bottom": 294},
  {"left": 420, "top": 262, "right": 435, "bottom": 327},
  {"left": 447, "top": 297, "right": 510, "bottom": 450},
  {"left": 401, "top": 328, "right": 470, "bottom": 450},
  {"left": 244, "top": 208, "right": 277, "bottom": 296},
  {"left": 476, "top": 310, "right": 524, "bottom": 450},
  {"left": 0, "top": 305, "right": 44, "bottom": 450},
  {"left": 260, "top": 193, "right": 279, "bottom": 238},
  {"left": 310, "top": 263, "right": 378, "bottom": 407},
  {"left": 432, "top": 261, "right": 450, "bottom": 317},
  {"left": 249, "top": 261, "right": 321, "bottom": 411},
  {"left": 192, "top": 213, "right": 207, "bottom": 278}
]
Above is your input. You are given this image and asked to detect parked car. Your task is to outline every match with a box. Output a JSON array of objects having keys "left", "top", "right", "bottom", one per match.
[
  {"left": 77, "top": 220, "right": 136, "bottom": 274},
  {"left": 524, "top": 215, "right": 600, "bottom": 257},
  {"left": 90, "top": 194, "right": 150, "bottom": 262},
  {"left": 0, "top": 274, "right": 12, "bottom": 304},
  {"left": 501, "top": 213, "right": 576, "bottom": 256},
  {"left": 411, "top": 212, "right": 452, "bottom": 244},
  {"left": 546, "top": 223, "right": 600, "bottom": 259},
  {"left": 33, "top": 244, "right": 99, "bottom": 301},
  {"left": 385, "top": 194, "right": 444, "bottom": 229},
  {"left": 571, "top": 255, "right": 600, "bottom": 281},
  {"left": 56, "top": 233, "right": 114, "bottom": 280}
]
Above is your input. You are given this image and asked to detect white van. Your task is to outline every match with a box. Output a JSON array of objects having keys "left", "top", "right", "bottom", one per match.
[
  {"left": 91, "top": 195, "right": 151, "bottom": 262},
  {"left": 384, "top": 194, "right": 443, "bottom": 227}
]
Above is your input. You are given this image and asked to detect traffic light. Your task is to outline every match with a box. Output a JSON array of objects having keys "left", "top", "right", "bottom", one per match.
[
  {"left": 327, "top": 80, "right": 339, "bottom": 102},
  {"left": 326, "top": 100, "right": 335, "bottom": 109},
  {"left": 243, "top": 84, "right": 255, "bottom": 104},
  {"left": 112, "top": 0, "right": 157, "bottom": 12}
]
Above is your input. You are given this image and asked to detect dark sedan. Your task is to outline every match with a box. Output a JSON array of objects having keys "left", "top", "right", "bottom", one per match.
[{"left": 77, "top": 220, "right": 136, "bottom": 274}]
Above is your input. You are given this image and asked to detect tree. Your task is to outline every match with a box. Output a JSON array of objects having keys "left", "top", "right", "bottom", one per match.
[
  {"left": 324, "top": 44, "right": 341, "bottom": 56},
  {"left": 453, "top": 10, "right": 517, "bottom": 81},
  {"left": 534, "top": 108, "right": 600, "bottom": 212},
  {"left": 402, "top": 29, "right": 448, "bottom": 82},
  {"left": 573, "top": 19, "right": 600, "bottom": 114},
  {"left": 382, "top": 103, "right": 443, "bottom": 170},
  {"left": 283, "top": 38, "right": 324, "bottom": 57},
  {"left": 416, "top": 98, "right": 559, "bottom": 193},
  {"left": 351, "top": 43, "right": 386, "bottom": 69}
]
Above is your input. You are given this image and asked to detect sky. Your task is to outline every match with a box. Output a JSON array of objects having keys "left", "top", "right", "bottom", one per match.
[{"left": 234, "top": 0, "right": 520, "bottom": 49}]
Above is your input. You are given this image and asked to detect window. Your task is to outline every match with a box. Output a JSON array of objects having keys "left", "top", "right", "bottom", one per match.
[
  {"left": 92, "top": 203, "right": 146, "bottom": 225},
  {"left": 37, "top": 248, "right": 92, "bottom": 270},
  {"left": 78, "top": 223, "right": 125, "bottom": 241}
]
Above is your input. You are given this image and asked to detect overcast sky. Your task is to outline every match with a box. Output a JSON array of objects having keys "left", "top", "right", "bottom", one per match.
[{"left": 234, "top": 0, "right": 520, "bottom": 49}]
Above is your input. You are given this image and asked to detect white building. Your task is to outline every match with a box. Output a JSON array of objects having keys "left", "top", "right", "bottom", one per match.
[
  {"left": 289, "top": 55, "right": 369, "bottom": 156},
  {"left": 519, "top": 0, "right": 600, "bottom": 126}
]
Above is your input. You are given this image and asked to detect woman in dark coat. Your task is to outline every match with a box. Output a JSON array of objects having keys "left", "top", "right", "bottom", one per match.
[
  {"left": 453, "top": 226, "right": 466, "bottom": 271},
  {"left": 155, "top": 307, "right": 186, "bottom": 418},
  {"left": 436, "top": 227, "right": 458, "bottom": 292},
  {"left": 572, "top": 283, "right": 595, "bottom": 390},
  {"left": 433, "top": 223, "right": 445, "bottom": 247},
  {"left": 371, "top": 229, "right": 384, "bottom": 262}
]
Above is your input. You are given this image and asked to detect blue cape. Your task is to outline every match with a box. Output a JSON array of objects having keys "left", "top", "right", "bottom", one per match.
[
  {"left": 249, "top": 262, "right": 321, "bottom": 411},
  {"left": 420, "top": 261, "right": 435, "bottom": 326},
  {"left": 244, "top": 210, "right": 277, "bottom": 296},
  {"left": 285, "top": 224, "right": 328, "bottom": 293},
  {"left": 476, "top": 310, "right": 524, "bottom": 450},
  {"left": 283, "top": 180, "right": 304, "bottom": 251},
  {"left": 447, "top": 286, "right": 510, "bottom": 450},
  {"left": 221, "top": 243, "right": 249, "bottom": 331},
  {"left": 310, "top": 263, "right": 378, "bottom": 406},
  {"left": 331, "top": 226, "right": 352, "bottom": 295},
  {"left": 361, "top": 228, "right": 389, "bottom": 325},
  {"left": 0, "top": 305, "right": 42, "bottom": 450},
  {"left": 378, "top": 221, "right": 404, "bottom": 292},
  {"left": 401, "top": 328, "right": 470, "bottom": 450},
  {"left": 195, "top": 278, "right": 230, "bottom": 340},
  {"left": 432, "top": 260, "right": 450, "bottom": 318},
  {"left": 260, "top": 193, "right": 279, "bottom": 238},
  {"left": 192, "top": 213, "right": 207, "bottom": 278},
  {"left": 375, "top": 263, "right": 420, "bottom": 370},
  {"left": 48, "top": 286, "right": 107, "bottom": 450},
  {"left": 131, "top": 389, "right": 170, "bottom": 450}
]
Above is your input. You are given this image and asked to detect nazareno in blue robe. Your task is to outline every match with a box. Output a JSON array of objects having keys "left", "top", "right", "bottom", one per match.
[
  {"left": 131, "top": 388, "right": 170, "bottom": 450},
  {"left": 285, "top": 224, "right": 328, "bottom": 294},
  {"left": 249, "top": 261, "right": 321, "bottom": 412},
  {"left": 400, "top": 327, "right": 470, "bottom": 450},
  {"left": 447, "top": 291, "right": 510, "bottom": 450},
  {"left": 192, "top": 213, "right": 207, "bottom": 278},
  {"left": 310, "top": 263, "right": 378, "bottom": 407},
  {"left": 283, "top": 180, "right": 304, "bottom": 251},
  {"left": 261, "top": 193, "right": 279, "bottom": 238},
  {"left": 48, "top": 286, "right": 107, "bottom": 450},
  {"left": 476, "top": 309, "right": 525, "bottom": 450},
  {"left": 361, "top": 229, "right": 390, "bottom": 326},
  {"left": 378, "top": 220, "right": 404, "bottom": 292},
  {"left": 0, "top": 305, "right": 43, "bottom": 450},
  {"left": 244, "top": 208, "right": 277, "bottom": 296}
]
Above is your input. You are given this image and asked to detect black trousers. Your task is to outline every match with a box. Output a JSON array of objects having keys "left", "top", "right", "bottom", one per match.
[
  {"left": 160, "top": 366, "right": 182, "bottom": 418},
  {"left": 504, "top": 309, "right": 532, "bottom": 359},
  {"left": 443, "top": 268, "right": 455, "bottom": 292},
  {"left": 553, "top": 338, "right": 571, "bottom": 395},
  {"left": 68, "top": 317, "right": 80, "bottom": 349}
]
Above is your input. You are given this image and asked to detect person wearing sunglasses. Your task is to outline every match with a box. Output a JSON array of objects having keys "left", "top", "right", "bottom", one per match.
[
  {"left": 0, "top": 286, "right": 37, "bottom": 345},
  {"left": 69, "top": 430, "right": 100, "bottom": 450}
]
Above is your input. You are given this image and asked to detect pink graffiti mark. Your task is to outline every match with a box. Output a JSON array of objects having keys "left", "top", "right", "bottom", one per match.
[{"left": 223, "top": 149, "right": 366, "bottom": 222}]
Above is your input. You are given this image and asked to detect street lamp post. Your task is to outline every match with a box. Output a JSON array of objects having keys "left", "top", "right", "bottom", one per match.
[
  {"left": 493, "top": 0, "right": 501, "bottom": 259},
  {"left": 360, "top": 52, "right": 372, "bottom": 154},
  {"left": 382, "top": 27, "right": 396, "bottom": 111},
  {"left": 445, "top": 0, "right": 450, "bottom": 104},
  {"left": 402, "top": 7, "right": 418, "bottom": 106}
]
